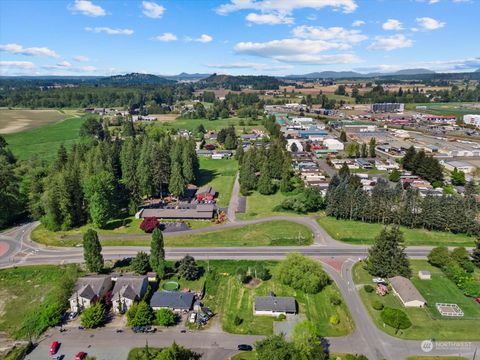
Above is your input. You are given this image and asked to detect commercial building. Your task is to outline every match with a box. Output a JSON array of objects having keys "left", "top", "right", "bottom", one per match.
[
  {"left": 464, "top": 114, "right": 480, "bottom": 128},
  {"left": 323, "top": 138, "right": 344, "bottom": 151},
  {"left": 372, "top": 103, "right": 405, "bottom": 113}
]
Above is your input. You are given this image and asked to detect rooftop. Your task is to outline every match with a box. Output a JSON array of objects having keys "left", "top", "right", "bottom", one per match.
[{"left": 254, "top": 296, "right": 297, "bottom": 313}]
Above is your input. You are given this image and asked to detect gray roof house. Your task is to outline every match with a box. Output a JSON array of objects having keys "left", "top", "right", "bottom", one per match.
[
  {"left": 111, "top": 275, "right": 149, "bottom": 313},
  {"left": 69, "top": 275, "right": 112, "bottom": 312},
  {"left": 389, "top": 276, "right": 427, "bottom": 308},
  {"left": 150, "top": 291, "right": 195, "bottom": 311},
  {"left": 254, "top": 296, "right": 297, "bottom": 316}
]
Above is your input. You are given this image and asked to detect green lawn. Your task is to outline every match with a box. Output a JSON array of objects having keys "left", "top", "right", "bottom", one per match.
[
  {"left": 31, "top": 220, "right": 313, "bottom": 247},
  {"left": 317, "top": 214, "right": 475, "bottom": 247},
  {"left": 236, "top": 191, "right": 301, "bottom": 220},
  {"left": 231, "top": 352, "right": 256, "bottom": 360},
  {"left": 202, "top": 260, "right": 354, "bottom": 337},
  {"left": 3, "top": 115, "right": 87, "bottom": 160},
  {"left": 155, "top": 117, "right": 265, "bottom": 133},
  {"left": 0, "top": 265, "right": 79, "bottom": 339},
  {"left": 353, "top": 261, "right": 480, "bottom": 340},
  {"left": 198, "top": 158, "right": 238, "bottom": 207}
]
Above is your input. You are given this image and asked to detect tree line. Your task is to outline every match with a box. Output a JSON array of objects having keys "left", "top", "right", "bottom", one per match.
[{"left": 325, "top": 167, "right": 479, "bottom": 235}]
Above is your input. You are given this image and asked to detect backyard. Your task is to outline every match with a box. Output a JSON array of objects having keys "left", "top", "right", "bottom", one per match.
[
  {"left": 236, "top": 191, "right": 298, "bottom": 220},
  {"left": 353, "top": 260, "right": 480, "bottom": 340},
  {"left": 317, "top": 214, "right": 475, "bottom": 247},
  {"left": 31, "top": 220, "right": 313, "bottom": 247},
  {"left": 197, "top": 157, "right": 238, "bottom": 207},
  {"left": 202, "top": 260, "right": 354, "bottom": 337}
]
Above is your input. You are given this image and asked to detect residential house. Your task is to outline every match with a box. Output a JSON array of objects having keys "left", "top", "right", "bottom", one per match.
[
  {"left": 389, "top": 276, "right": 426, "bottom": 308},
  {"left": 254, "top": 295, "right": 297, "bottom": 316},
  {"left": 69, "top": 275, "right": 112, "bottom": 313},
  {"left": 150, "top": 291, "right": 195, "bottom": 312},
  {"left": 196, "top": 186, "right": 217, "bottom": 203},
  {"left": 138, "top": 203, "right": 217, "bottom": 220},
  {"left": 111, "top": 275, "right": 149, "bottom": 314}
]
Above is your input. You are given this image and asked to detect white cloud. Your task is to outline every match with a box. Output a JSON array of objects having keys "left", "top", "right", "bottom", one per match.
[
  {"left": 205, "top": 62, "right": 292, "bottom": 71},
  {"left": 275, "top": 54, "right": 360, "bottom": 65},
  {"left": 368, "top": 34, "right": 413, "bottom": 51},
  {"left": 74, "top": 55, "right": 90, "bottom": 62},
  {"left": 0, "top": 60, "right": 35, "bottom": 69},
  {"left": 142, "top": 1, "right": 165, "bottom": 18},
  {"left": 429, "top": 0, "right": 440, "bottom": 4},
  {"left": 186, "top": 34, "right": 213, "bottom": 43},
  {"left": 355, "top": 57, "right": 480, "bottom": 73},
  {"left": 216, "top": 0, "right": 358, "bottom": 15},
  {"left": 85, "top": 27, "right": 134, "bottom": 35},
  {"left": 292, "top": 25, "right": 367, "bottom": 44},
  {"left": 246, "top": 12, "right": 294, "bottom": 25},
  {"left": 152, "top": 33, "right": 177, "bottom": 42},
  {"left": 415, "top": 17, "right": 445, "bottom": 30},
  {"left": 0, "top": 43, "right": 59, "bottom": 58},
  {"left": 352, "top": 20, "right": 365, "bottom": 27},
  {"left": 382, "top": 19, "right": 403, "bottom": 31},
  {"left": 70, "top": 0, "right": 106, "bottom": 17}
]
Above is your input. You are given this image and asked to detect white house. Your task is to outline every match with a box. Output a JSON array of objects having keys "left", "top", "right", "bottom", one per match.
[
  {"left": 286, "top": 139, "right": 304, "bottom": 152},
  {"left": 254, "top": 296, "right": 297, "bottom": 316},
  {"left": 69, "top": 275, "right": 112, "bottom": 313},
  {"left": 111, "top": 275, "right": 149, "bottom": 314},
  {"left": 464, "top": 114, "right": 480, "bottom": 128},
  {"left": 441, "top": 160, "right": 476, "bottom": 174},
  {"left": 323, "top": 138, "right": 344, "bottom": 151},
  {"left": 389, "top": 276, "right": 426, "bottom": 308}
]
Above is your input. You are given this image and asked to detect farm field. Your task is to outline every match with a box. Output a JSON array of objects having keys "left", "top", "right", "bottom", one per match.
[
  {"left": 154, "top": 117, "right": 265, "bottom": 133},
  {"left": 405, "top": 102, "right": 480, "bottom": 117},
  {"left": 31, "top": 220, "right": 313, "bottom": 247},
  {"left": 236, "top": 191, "right": 292, "bottom": 220},
  {"left": 198, "top": 158, "right": 238, "bottom": 207},
  {"left": 317, "top": 214, "right": 475, "bottom": 247},
  {"left": 0, "top": 108, "right": 73, "bottom": 134},
  {"left": 202, "top": 260, "right": 354, "bottom": 337},
  {"left": 3, "top": 115, "right": 87, "bottom": 160},
  {"left": 353, "top": 260, "right": 480, "bottom": 340}
]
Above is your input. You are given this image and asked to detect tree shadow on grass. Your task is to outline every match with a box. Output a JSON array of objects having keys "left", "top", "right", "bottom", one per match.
[
  {"left": 196, "top": 169, "right": 218, "bottom": 187},
  {"left": 103, "top": 218, "right": 132, "bottom": 231}
]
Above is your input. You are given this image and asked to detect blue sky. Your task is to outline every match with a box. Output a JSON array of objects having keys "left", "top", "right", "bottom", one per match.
[{"left": 0, "top": 0, "right": 479, "bottom": 76}]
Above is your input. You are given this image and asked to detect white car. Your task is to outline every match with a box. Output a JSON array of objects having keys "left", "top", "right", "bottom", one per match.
[
  {"left": 189, "top": 313, "right": 197, "bottom": 323},
  {"left": 372, "top": 278, "right": 386, "bottom": 284}
]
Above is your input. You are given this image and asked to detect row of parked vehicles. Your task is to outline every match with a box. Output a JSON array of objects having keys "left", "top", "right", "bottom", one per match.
[
  {"left": 49, "top": 341, "right": 87, "bottom": 359},
  {"left": 131, "top": 325, "right": 157, "bottom": 333}
]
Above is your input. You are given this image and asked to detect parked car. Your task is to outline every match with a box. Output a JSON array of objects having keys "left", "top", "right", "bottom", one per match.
[
  {"left": 75, "top": 351, "right": 87, "bottom": 360},
  {"left": 68, "top": 312, "right": 77, "bottom": 320},
  {"left": 49, "top": 341, "right": 58, "bottom": 355},
  {"left": 145, "top": 327, "right": 156, "bottom": 333},
  {"left": 180, "top": 329, "right": 186, "bottom": 333},
  {"left": 475, "top": 297, "right": 480, "bottom": 304},
  {"left": 202, "top": 308, "right": 214, "bottom": 317},
  {"left": 189, "top": 313, "right": 197, "bottom": 323},
  {"left": 237, "top": 344, "right": 253, "bottom": 351},
  {"left": 372, "top": 278, "right": 386, "bottom": 284},
  {"left": 115, "top": 329, "right": 123, "bottom": 333}
]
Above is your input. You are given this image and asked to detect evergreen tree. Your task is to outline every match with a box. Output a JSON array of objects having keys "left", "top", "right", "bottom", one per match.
[
  {"left": 83, "top": 229, "right": 104, "bottom": 273},
  {"left": 279, "top": 165, "right": 292, "bottom": 193},
  {"left": 150, "top": 228, "right": 165, "bottom": 277},
  {"left": 365, "top": 226, "right": 411, "bottom": 278},
  {"left": 235, "top": 144, "right": 244, "bottom": 162},
  {"left": 0, "top": 157, "right": 23, "bottom": 228},
  {"left": 472, "top": 238, "right": 480, "bottom": 268},
  {"left": 369, "top": 137, "right": 377, "bottom": 158},
  {"left": 257, "top": 162, "right": 276, "bottom": 195},
  {"left": 361, "top": 143, "right": 368, "bottom": 158},
  {"left": 83, "top": 171, "right": 117, "bottom": 228},
  {"left": 120, "top": 137, "right": 141, "bottom": 214},
  {"left": 131, "top": 251, "right": 151, "bottom": 275},
  {"left": 169, "top": 162, "right": 186, "bottom": 198},
  {"left": 338, "top": 163, "right": 350, "bottom": 179},
  {"left": 451, "top": 168, "right": 466, "bottom": 186},
  {"left": 339, "top": 130, "right": 347, "bottom": 142}
]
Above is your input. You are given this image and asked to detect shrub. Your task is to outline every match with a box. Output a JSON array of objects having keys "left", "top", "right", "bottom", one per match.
[
  {"left": 80, "top": 303, "right": 105, "bottom": 328},
  {"left": 253, "top": 264, "right": 271, "bottom": 281},
  {"left": 237, "top": 267, "right": 252, "bottom": 284},
  {"left": 234, "top": 316, "right": 243, "bottom": 326},
  {"left": 140, "top": 217, "right": 159, "bottom": 233},
  {"left": 372, "top": 300, "right": 384, "bottom": 311},
  {"left": 276, "top": 314, "right": 286, "bottom": 321},
  {"left": 155, "top": 308, "right": 176, "bottom": 326},
  {"left": 127, "top": 301, "right": 154, "bottom": 326},
  {"left": 364, "top": 284, "right": 374, "bottom": 293},
  {"left": 329, "top": 315, "right": 339, "bottom": 325},
  {"left": 380, "top": 308, "right": 412, "bottom": 332},
  {"left": 330, "top": 296, "right": 342, "bottom": 306},
  {"left": 427, "top": 246, "right": 450, "bottom": 268}
]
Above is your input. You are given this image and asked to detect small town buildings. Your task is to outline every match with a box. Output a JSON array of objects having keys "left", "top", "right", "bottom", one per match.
[
  {"left": 372, "top": 103, "right": 405, "bottom": 113},
  {"left": 441, "top": 160, "right": 476, "bottom": 174},
  {"left": 389, "top": 276, "right": 426, "bottom": 308},
  {"left": 323, "top": 138, "right": 344, "bottom": 151},
  {"left": 254, "top": 295, "right": 297, "bottom": 316},
  {"left": 286, "top": 139, "right": 304, "bottom": 152},
  {"left": 69, "top": 275, "right": 112, "bottom": 313},
  {"left": 150, "top": 291, "right": 195, "bottom": 312},
  {"left": 138, "top": 203, "right": 217, "bottom": 220},
  {"left": 111, "top": 275, "right": 149, "bottom": 314},
  {"left": 418, "top": 271, "right": 431, "bottom": 280},
  {"left": 463, "top": 114, "right": 480, "bottom": 128},
  {"left": 196, "top": 186, "right": 217, "bottom": 203}
]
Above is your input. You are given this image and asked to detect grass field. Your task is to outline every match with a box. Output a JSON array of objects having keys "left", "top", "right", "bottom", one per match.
[
  {"left": 317, "top": 214, "right": 475, "bottom": 247},
  {"left": 353, "top": 260, "right": 480, "bottom": 340},
  {"left": 198, "top": 158, "right": 238, "bottom": 207},
  {"left": 155, "top": 117, "right": 265, "bottom": 133},
  {"left": 0, "top": 265, "right": 79, "bottom": 339},
  {"left": 3, "top": 115, "right": 87, "bottom": 160},
  {"left": 231, "top": 352, "right": 256, "bottom": 360},
  {"left": 31, "top": 220, "right": 313, "bottom": 247},
  {"left": 236, "top": 191, "right": 297, "bottom": 220},
  {"left": 202, "top": 260, "right": 354, "bottom": 337},
  {"left": 0, "top": 108, "right": 73, "bottom": 134},
  {"left": 405, "top": 102, "right": 480, "bottom": 117}
]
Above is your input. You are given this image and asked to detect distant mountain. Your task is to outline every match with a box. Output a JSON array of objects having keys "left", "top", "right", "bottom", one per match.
[
  {"left": 100, "top": 72, "right": 174, "bottom": 85},
  {"left": 164, "top": 72, "right": 211, "bottom": 81},
  {"left": 392, "top": 68, "right": 436, "bottom": 75},
  {"left": 200, "top": 73, "right": 283, "bottom": 90},
  {"left": 476, "top": 68, "right": 480, "bottom": 72}
]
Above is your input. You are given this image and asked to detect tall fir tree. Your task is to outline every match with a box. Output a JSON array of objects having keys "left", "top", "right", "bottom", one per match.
[
  {"left": 150, "top": 228, "right": 165, "bottom": 277},
  {"left": 83, "top": 229, "right": 104, "bottom": 273},
  {"left": 169, "top": 162, "right": 186, "bottom": 198}
]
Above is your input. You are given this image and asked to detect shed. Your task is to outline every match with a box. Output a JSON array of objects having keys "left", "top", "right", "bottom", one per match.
[
  {"left": 389, "top": 276, "right": 426, "bottom": 308},
  {"left": 418, "top": 271, "right": 431, "bottom": 280}
]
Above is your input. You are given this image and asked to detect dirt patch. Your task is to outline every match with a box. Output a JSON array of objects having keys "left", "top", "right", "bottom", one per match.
[
  {"left": 149, "top": 114, "right": 179, "bottom": 122},
  {"left": 0, "top": 109, "right": 67, "bottom": 134},
  {"left": 245, "top": 278, "right": 262, "bottom": 289}
]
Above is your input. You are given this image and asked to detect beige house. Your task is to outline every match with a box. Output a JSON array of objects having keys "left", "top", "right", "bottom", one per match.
[
  {"left": 69, "top": 275, "right": 112, "bottom": 313},
  {"left": 254, "top": 296, "right": 297, "bottom": 316},
  {"left": 389, "top": 276, "right": 426, "bottom": 308},
  {"left": 111, "top": 275, "right": 149, "bottom": 314}
]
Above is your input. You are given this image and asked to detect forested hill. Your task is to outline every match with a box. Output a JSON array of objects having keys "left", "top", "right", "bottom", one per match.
[
  {"left": 199, "top": 74, "right": 284, "bottom": 90},
  {"left": 100, "top": 73, "right": 175, "bottom": 86}
]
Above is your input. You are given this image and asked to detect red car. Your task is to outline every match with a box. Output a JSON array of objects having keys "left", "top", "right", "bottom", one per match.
[
  {"left": 49, "top": 341, "right": 58, "bottom": 355},
  {"left": 475, "top": 297, "right": 480, "bottom": 304},
  {"left": 75, "top": 351, "right": 87, "bottom": 360}
]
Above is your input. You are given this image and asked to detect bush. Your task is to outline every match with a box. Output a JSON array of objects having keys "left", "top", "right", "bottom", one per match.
[
  {"left": 330, "top": 296, "right": 342, "bottom": 306},
  {"left": 427, "top": 246, "right": 450, "bottom": 268},
  {"left": 237, "top": 267, "right": 252, "bottom": 284},
  {"left": 372, "top": 300, "right": 384, "bottom": 311},
  {"left": 140, "top": 217, "right": 159, "bottom": 233},
  {"left": 276, "top": 314, "right": 286, "bottom": 321},
  {"left": 131, "top": 251, "right": 151, "bottom": 275},
  {"left": 234, "top": 316, "right": 243, "bottom": 326},
  {"left": 155, "top": 308, "right": 176, "bottom": 326},
  {"left": 380, "top": 308, "right": 412, "bottom": 332},
  {"left": 329, "top": 315, "right": 340, "bottom": 325},
  {"left": 81, "top": 303, "right": 105, "bottom": 328},
  {"left": 364, "top": 284, "right": 374, "bottom": 293},
  {"left": 253, "top": 264, "right": 271, "bottom": 281},
  {"left": 127, "top": 301, "right": 154, "bottom": 326}
]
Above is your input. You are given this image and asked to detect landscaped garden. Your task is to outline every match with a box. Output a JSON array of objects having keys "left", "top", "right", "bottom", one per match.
[{"left": 353, "top": 260, "right": 480, "bottom": 340}]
